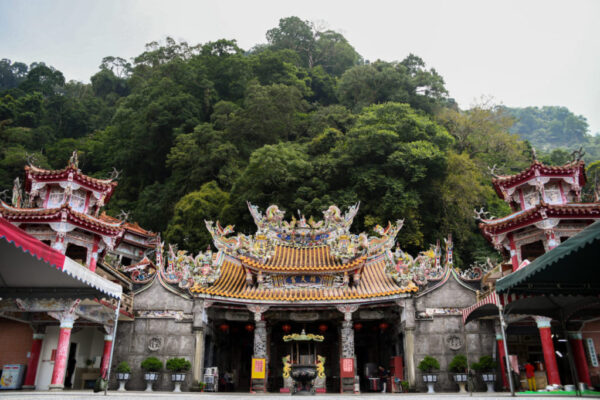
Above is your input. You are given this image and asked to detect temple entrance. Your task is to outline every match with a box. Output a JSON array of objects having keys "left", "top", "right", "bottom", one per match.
[
  {"left": 355, "top": 321, "right": 398, "bottom": 392},
  {"left": 211, "top": 321, "right": 254, "bottom": 392},
  {"left": 269, "top": 321, "right": 340, "bottom": 393}
]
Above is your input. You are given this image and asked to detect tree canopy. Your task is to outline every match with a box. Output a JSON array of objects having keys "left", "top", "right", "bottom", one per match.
[{"left": 0, "top": 17, "right": 595, "bottom": 267}]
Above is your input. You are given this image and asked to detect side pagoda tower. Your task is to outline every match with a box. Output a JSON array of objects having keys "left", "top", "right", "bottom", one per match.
[{"left": 479, "top": 156, "right": 600, "bottom": 271}]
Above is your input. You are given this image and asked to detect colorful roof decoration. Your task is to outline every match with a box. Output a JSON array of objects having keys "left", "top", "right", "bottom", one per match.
[{"left": 125, "top": 203, "right": 479, "bottom": 304}]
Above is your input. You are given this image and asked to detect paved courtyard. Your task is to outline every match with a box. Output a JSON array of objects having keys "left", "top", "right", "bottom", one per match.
[{"left": 0, "top": 392, "right": 587, "bottom": 400}]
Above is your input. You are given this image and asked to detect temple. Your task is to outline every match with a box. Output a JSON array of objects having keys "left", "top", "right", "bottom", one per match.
[
  {"left": 113, "top": 202, "right": 494, "bottom": 393},
  {"left": 4, "top": 151, "right": 599, "bottom": 393},
  {"left": 465, "top": 153, "right": 600, "bottom": 390}
]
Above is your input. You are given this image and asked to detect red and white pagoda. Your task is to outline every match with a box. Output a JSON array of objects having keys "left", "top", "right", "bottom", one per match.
[
  {"left": 0, "top": 152, "right": 157, "bottom": 390},
  {"left": 479, "top": 158, "right": 600, "bottom": 271}
]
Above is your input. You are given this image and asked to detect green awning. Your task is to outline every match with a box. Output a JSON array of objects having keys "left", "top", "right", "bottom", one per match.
[{"left": 496, "top": 220, "right": 600, "bottom": 295}]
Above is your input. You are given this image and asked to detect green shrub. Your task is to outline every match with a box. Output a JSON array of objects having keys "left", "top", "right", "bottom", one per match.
[
  {"left": 400, "top": 380, "right": 409, "bottom": 391},
  {"left": 166, "top": 357, "right": 192, "bottom": 372},
  {"left": 471, "top": 355, "right": 497, "bottom": 372},
  {"left": 448, "top": 354, "right": 468, "bottom": 373},
  {"left": 116, "top": 361, "right": 131, "bottom": 373},
  {"left": 141, "top": 356, "right": 163, "bottom": 372},
  {"left": 417, "top": 356, "right": 440, "bottom": 373}
]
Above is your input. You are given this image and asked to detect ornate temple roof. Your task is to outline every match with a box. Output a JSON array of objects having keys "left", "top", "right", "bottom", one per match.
[
  {"left": 478, "top": 202, "right": 600, "bottom": 239},
  {"left": 0, "top": 201, "right": 124, "bottom": 237},
  {"left": 239, "top": 245, "right": 367, "bottom": 273},
  {"left": 492, "top": 160, "right": 586, "bottom": 199},
  {"left": 189, "top": 255, "right": 418, "bottom": 303},
  {"left": 132, "top": 203, "right": 480, "bottom": 305}
]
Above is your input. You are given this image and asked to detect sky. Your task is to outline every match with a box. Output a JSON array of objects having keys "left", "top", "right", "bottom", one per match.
[{"left": 1, "top": 0, "right": 599, "bottom": 134}]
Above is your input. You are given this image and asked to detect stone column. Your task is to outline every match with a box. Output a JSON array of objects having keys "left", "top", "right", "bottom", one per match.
[
  {"left": 398, "top": 299, "right": 416, "bottom": 388},
  {"left": 48, "top": 311, "right": 78, "bottom": 391},
  {"left": 191, "top": 300, "right": 210, "bottom": 388},
  {"left": 568, "top": 332, "right": 591, "bottom": 386},
  {"left": 495, "top": 325, "right": 509, "bottom": 389},
  {"left": 22, "top": 332, "right": 44, "bottom": 389},
  {"left": 247, "top": 305, "right": 269, "bottom": 393},
  {"left": 336, "top": 305, "right": 359, "bottom": 394},
  {"left": 535, "top": 316, "right": 561, "bottom": 386}
]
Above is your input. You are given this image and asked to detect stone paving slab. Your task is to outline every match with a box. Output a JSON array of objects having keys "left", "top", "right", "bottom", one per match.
[{"left": 0, "top": 392, "right": 586, "bottom": 400}]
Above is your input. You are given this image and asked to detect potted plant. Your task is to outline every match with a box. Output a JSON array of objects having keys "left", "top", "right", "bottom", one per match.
[
  {"left": 418, "top": 356, "right": 440, "bottom": 393},
  {"left": 166, "top": 357, "right": 192, "bottom": 392},
  {"left": 448, "top": 355, "right": 468, "bottom": 393},
  {"left": 115, "top": 361, "right": 131, "bottom": 391},
  {"left": 471, "top": 356, "right": 497, "bottom": 392},
  {"left": 141, "top": 356, "right": 163, "bottom": 392},
  {"left": 198, "top": 381, "right": 206, "bottom": 392}
]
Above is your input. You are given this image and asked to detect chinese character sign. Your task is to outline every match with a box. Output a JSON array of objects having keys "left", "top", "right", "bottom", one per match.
[
  {"left": 340, "top": 358, "right": 354, "bottom": 378},
  {"left": 251, "top": 358, "right": 266, "bottom": 379}
]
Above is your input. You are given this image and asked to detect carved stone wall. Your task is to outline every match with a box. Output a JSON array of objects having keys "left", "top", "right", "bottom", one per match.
[
  {"left": 413, "top": 277, "right": 495, "bottom": 392},
  {"left": 112, "top": 281, "right": 195, "bottom": 391}
]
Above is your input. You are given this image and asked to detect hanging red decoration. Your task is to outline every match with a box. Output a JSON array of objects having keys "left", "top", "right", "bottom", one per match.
[
  {"left": 318, "top": 324, "right": 328, "bottom": 333},
  {"left": 219, "top": 323, "right": 230, "bottom": 333},
  {"left": 282, "top": 324, "right": 292, "bottom": 333},
  {"left": 245, "top": 324, "right": 255, "bottom": 332},
  {"left": 379, "top": 322, "right": 389, "bottom": 331},
  {"left": 353, "top": 322, "right": 363, "bottom": 331}
]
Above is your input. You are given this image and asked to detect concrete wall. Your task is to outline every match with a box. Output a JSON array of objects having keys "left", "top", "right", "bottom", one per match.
[
  {"left": 113, "top": 279, "right": 195, "bottom": 391},
  {"left": 413, "top": 277, "right": 496, "bottom": 392}
]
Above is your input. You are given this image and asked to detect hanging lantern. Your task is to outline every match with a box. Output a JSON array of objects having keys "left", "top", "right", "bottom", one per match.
[
  {"left": 219, "top": 323, "right": 229, "bottom": 333},
  {"left": 245, "top": 323, "right": 255, "bottom": 332},
  {"left": 318, "top": 323, "right": 328, "bottom": 333},
  {"left": 282, "top": 324, "right": 292, "bottom": 333},
  {"left": 353, "top": 322, "right": 363, "bottom": 331},
  {"left": 379, "top": 322, "right": 389, "bottom": 331}
]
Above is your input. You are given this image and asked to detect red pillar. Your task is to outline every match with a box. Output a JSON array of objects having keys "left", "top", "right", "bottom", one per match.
[
  {"left": 89, "top": 236, "right": 100, "bottom": 272},
  {"left": 22, "top": 333, "right": 44, "bottom": 389},
  {"left": 49, "top": 317, "right": 75, "bottom": 391},
  {"left": 569, "top": 332, "right": 591, "bottom": 386},
  {"left": 496, "top": 333, "right": 509, "bottom": 389},
  {"left": 535, "top": 317, "right": 561, "bottom": 386},
  {"left": 100, "top": 334, "right": 113, "bottom": 378}
]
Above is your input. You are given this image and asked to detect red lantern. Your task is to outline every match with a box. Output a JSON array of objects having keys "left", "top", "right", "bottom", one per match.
[
  {"left": 219, "top": 323, "right": 229, "bottom": 333},
  {"left": 379, "top": 322, "right": 389, "bottom": 331},
  {"left": 318, "top": 324, "right": 328, "bottom": 333},
  {"left": 282, "top": 324, "right": 292, "bottom": 333},
  {"left": 245, "top": 323, "right": 255, "bottom": 332},
  {"left": 353, "top": 322, "right": 363, "bottom": 331}
]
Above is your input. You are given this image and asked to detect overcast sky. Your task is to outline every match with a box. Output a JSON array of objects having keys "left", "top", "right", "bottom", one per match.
[{"left": 1, "top": 0, "right": 599, "bottom": 134}]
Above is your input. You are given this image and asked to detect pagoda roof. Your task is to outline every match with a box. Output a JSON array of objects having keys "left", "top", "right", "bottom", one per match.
[
  {"left": 479, "top": 202, "right": 600, "bottom": 240},
  {"left": 239, "top": 245, "right": 366, "bottom": 273},
  {"left": 492, "top": 161, "right": 586, "bottom": 198},
  {"left": 25, "top": 163, "right": 117, "bottom": 202},
  {"left": 100, "top": 212, "right": 157, "bottom": 239},
  {"left": 190, "top": 256, "right": 417, "bottom": 303},
  {"left": 0, "top": 201, "right": 124, "bottom": 237}
]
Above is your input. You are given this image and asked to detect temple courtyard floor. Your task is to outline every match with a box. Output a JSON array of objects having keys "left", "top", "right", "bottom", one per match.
[{"left": 0, "top": 392, "right": 592, "bottom": 399}]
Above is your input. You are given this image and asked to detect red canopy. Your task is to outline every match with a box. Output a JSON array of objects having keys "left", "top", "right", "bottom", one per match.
[{"left": 0, "top": 216, "right": 65, "bottom": 269}]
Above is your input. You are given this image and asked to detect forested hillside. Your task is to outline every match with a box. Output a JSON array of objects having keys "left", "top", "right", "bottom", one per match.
[
  {"left": 504, "top": 106, "right": 600, "bottom": 162},
  {"left": 1, "top": 17, "right": 593, "bottom": 266}
]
